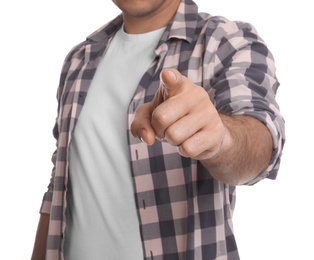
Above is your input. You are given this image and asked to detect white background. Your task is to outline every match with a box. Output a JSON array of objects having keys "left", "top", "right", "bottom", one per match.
[{"left": 1, "top": 0, "right": 313, "bottom": 259}]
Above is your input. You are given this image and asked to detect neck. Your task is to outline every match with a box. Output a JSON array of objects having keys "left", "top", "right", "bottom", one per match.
[{"left": 123, "top": 1, "right": 180, "bottom": 34}]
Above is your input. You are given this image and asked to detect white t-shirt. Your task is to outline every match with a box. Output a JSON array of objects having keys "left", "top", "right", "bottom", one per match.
[{"left": 64, "top": 26, "right": 165, "bottom": 259}]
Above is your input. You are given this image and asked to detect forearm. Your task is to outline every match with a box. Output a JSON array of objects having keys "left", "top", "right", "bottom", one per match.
[
  {"left": 31, "top": 213, "right": 50, "bottom": 260},
  {"left": 201, "top": 114, "right": 273, "bottom": 186}
]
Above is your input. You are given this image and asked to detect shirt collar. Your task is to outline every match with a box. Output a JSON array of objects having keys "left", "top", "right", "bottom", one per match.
[{"left": 86, "top": 0, "right": 199, "bottom": 45}]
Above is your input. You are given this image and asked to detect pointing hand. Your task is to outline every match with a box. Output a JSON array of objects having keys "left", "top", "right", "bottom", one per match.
[{"left": 130, "top": 69, "right": 226, "bottom": 160}]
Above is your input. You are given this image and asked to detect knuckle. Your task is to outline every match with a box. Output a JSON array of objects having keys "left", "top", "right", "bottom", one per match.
[
  {"left": 195, "top": 86, "right": 209, "bottom": 99},
  {"left": 166, "top": 128, "right": 182, "bottom": 145},
  {"left": 152, "top": 107, "right": 168, "bottom": 125},
  {"left": 179, "top": 142, "right": 198, "bottom": 158}
]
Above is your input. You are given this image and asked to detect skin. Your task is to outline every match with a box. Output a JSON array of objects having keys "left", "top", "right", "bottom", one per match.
[
  {"left": 31, "top": 1, "right": 181, "bottom": 259},
  {"left": 32, "top": 0, "right": 273, "bottom": 258},
  {"left": 112, "top": 0, "right": 181, "bottom": 33},
  {"left": 31, "top": 213, "right": 49, "bottom": 260},
  {"left": 130, "top": 69, "right": 273, "bottom": 186}
]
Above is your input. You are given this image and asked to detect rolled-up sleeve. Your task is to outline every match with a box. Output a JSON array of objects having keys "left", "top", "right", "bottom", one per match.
[{"left": 209, "top": 19, "right": 285, "bottom": 184}]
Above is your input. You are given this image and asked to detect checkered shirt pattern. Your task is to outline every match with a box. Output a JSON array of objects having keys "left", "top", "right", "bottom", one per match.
[{"left": 39, "top": 0, "right": 285, "bottom": 259}]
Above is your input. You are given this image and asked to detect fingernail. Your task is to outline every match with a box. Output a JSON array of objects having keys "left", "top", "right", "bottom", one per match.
[
  {"left": 167, "top": 70, "right": 177, "bottom": 83},
  {"left": 138, "top": 129, "right": 147, "bottom": 144},
  {"left": 156, "top": 136, "right": 167, "bottom": 142}
]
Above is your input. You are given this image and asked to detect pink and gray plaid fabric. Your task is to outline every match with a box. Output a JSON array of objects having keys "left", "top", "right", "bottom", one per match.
[{"left": 40, "top": 0, "right": 285, "bottom": 259}]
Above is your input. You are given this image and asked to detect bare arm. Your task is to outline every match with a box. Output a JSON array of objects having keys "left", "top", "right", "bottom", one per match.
[
  {"left": 200, "top": 114, "right": 273, "bottom": 185},
  {"left": 31, "top": 213, "right": 49, "bottom": 260},
  {"left": 131, "top": 69, "right": 273, "bottom": 185}
]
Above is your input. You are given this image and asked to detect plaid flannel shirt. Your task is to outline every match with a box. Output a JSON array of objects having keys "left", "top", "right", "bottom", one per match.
[{"left": 40, "top": 0, "right": 285, "bottom": 259}]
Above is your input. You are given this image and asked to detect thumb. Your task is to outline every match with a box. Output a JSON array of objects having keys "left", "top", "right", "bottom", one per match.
[{"left": 160, "top": 69, "right": 183, "bottom": 99}]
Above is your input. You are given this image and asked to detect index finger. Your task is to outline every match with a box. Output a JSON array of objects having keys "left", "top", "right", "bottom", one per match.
[{"left": 160, "top": 69, "right": 184, "bottom": 99}]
